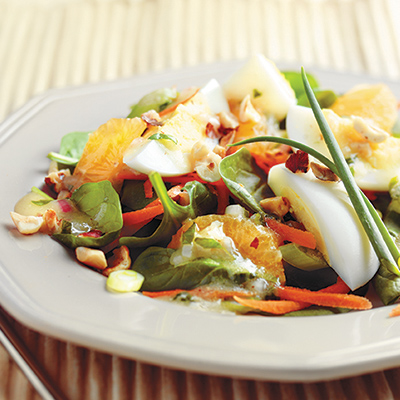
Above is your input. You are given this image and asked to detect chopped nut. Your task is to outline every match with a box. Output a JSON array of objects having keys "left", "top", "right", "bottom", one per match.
[
  {"left": 218, "top": 110, "right": 239, "bottom": 130},
  {"left": 310, "top": 162, "right": 339, "bottom": 182},
  {"left": 141, "top": 110, "right": 163, "bottom": 126},
  {"left": 194, "top": 150, "right": 222, "bottom": 182},
  {"left": 76, "top": 247, "right": 107, "bottom": 270},
  {"left": 239, "top": 95, "right": 262, "bottom": 123},
  {"left": 41, "top": 209, "right": 62, "bottom": 234},
  {"left": 10, "top": 212, "right": 44, "bottom": 234},
  {"left": 45, "top": 169, "right": 71, "bottom": 193},
  {"left": 102, "top": 245, "right": 131, "bottom": 277},
  {"left": 259, "top": 197, "right": 290, "bottom": 218},
  {"left": 351, "top": 116, "right": 390, "bottom": 143}
]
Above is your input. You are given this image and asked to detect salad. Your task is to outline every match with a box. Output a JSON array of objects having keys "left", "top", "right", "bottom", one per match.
[{"left": 10, "top": 54, "right": 400, "bottom": 317}]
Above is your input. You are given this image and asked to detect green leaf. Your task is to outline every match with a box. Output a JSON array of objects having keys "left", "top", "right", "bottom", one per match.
[
  {"left": 52, "top": 180, "right": 122, "bottom": 248},
  {"left": 194, "top": 237, "right": 223, "bottom": 249},
  {"left": 219, "top": 148, "right": 267, "bottom": 214},
  {"left": 120, "top": 180, "right": 157, "bottom": 211},
  {"left": 132, "top": 247, "right": 232, "bottom": 291},
  {"left": 128, "top": 88, "right": 178, "bottom": 118},
  {"left": 119, "top": 172, "right": 217, "bottom": 248},
  {"left": 283, "top": 71, "right": 319, "bottom": 98},
  {"left": 297, "top": 89, "right": 337, "bottom": 109},
  {"left": 148, "top": 133, "right": 178, "bottom": 144},
  {"left": 48, "top": 131, "right": 90, "bottom": 167},
  {"left": 373, "top": 259, "right": 400, "bottom": 305}
]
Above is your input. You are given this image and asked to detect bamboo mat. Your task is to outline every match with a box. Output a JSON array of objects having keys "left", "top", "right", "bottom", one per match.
[{"left": 1, "top": 0, "right": 400, "bottom": 399}]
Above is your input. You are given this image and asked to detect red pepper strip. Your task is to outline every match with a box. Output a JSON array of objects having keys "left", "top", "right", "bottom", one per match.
[
  {"left": 318, "top": 277, "right": 350, "bottom": 294},
  {"left": 143, "top": 178, "right": 153, "bottom": 199}
]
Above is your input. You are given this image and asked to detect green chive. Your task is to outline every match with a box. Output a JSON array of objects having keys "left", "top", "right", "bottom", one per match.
[{"left": 301, "top": 67, "right": 399, "bottom": 272}]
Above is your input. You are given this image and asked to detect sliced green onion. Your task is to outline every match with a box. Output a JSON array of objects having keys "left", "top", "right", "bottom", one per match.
[
  {"left": 47, "top": 152, "right": 79, "bottom": 166},
  {"left": 31, "top": 186, "right": 54, "bottom": 200},
  {"left": 106, "top": 270, "right": 145, "bottom": 293}
]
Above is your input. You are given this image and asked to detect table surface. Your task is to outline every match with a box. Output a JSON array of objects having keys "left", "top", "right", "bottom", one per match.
[{"left": 1, "top": 0, "right": 400, "bottom": 399}]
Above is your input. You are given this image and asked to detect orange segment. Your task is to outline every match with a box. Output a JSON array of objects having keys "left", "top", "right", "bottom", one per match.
[
  {"left": 330, "top": 84, "right": 398, "bottom": 132},
  {"left": 72, "top": 118, "right": 146, "bottom": 191},
  {"left": 170, "top": 214, "right": 285, "bottom": 284}
]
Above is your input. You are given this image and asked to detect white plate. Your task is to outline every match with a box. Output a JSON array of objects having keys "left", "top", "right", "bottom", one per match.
[{"left": 1, "top": 60, "right": 400, "bottom": 383}]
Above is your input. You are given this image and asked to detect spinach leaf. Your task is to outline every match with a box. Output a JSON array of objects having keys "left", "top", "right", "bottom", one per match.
[
  {"left": 219, "top": 148, "right": 267, "bottom": 214},
  {"left": 132, "top": 247, "right": 229, "bottom": 291},
  {"left": 52, "top": 180, "right": 122, "bottom": 248},
  {"left": 48, "top": 131, "right": 91, "bottom": 167},
  {"left": 127, "top": 88, "right": 178, "bottom": 118},
  {"left": 119, "top": 172, "right": 217, "bottom": 248},
  {"left": 283, "top": 71, "right": 337, "bottom": 108},
  {"left": 283, "top": 71, "right": 319, "bottom": 98},
  {"left": 373, "top": 259, "right": 400, "bottom": 305},
  {"left": 132, "top": 247, "right": 257, "bottom": 291},
  {"left": 120, "top": 180, "right": 157, "bottom": 211}
]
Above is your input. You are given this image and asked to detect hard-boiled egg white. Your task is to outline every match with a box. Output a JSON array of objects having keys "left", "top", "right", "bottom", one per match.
[
  {"left": 268, "top": 163, "right": 379, "bottom": 290},
  {"left": 200, "top": 78, "right": 230, "bottom": 114},
  {"left": 123, "top": 90, "right": 220, "bottom": 177},
  {"left": 286, "top": 104, "right": 400, "bottom": 192},
  {"left": 223, "top": 54, "right": 296, "bottom": 121}
]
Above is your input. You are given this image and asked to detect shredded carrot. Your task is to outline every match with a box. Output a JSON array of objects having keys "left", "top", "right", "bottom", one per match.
[
  {"left": 142, "top": 287, "right": 255, "bottom": 301},
  {"left": 122, "top": 185, "right": 183, "bottom": 226},
  {"left": 158, "top": 88, "right": 200, "bottom": 117},
  {"left": 142, "top": 289, "right": 185, "bottom": 298},
  {"left": 265, "top": 218, "right": 317, "bottom": 249},
  {"left": 122, "top": 203, "right": 164, "bottom": 226},
  {"left": 275, "top": 286, "right": 372, "bottom": 310},
  {"left": 389, "top": 304, "right": 400, "bottom": 317},
  {"left": 143, "top": 179, "right": 153, "bottom": 199},
  {"left": 233, "top": 296, "right": 308, "bottom": 315}
]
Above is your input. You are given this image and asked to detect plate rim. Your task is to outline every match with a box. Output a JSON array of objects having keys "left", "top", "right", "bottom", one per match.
[{"left": 2, "top": 60, "right": 400, "bottom": 383}]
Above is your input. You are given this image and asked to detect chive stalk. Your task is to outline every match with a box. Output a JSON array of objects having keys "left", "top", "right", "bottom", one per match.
[{"left": 301, "top": 67, "right": 399, "bottom": 272}]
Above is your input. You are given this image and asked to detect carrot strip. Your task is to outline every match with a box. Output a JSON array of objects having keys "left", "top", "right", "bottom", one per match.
[
  {"left": 265, "top": 218, "right": 317, "bottom": 249},
  {"left": 122, "top": 203, "right": 164, "bottom": 225},
  {"left": 275, "top": 286, "right": 372, "bottom": 310},
  {"left": 233, "top": 296, "right": 308, "bottom": 315},
  {"left": 142, "top": 289, "right": 186, "bottom": 298},
  {"left": 122, "top": 185, "right": 183, "bottom": 226},
  {"left": 142, "top": 287, "right": 254, "bottom": 301},
  {"left": 143, "top": 179, "right": 153, "bottom": 199},
  {"left": 389, "top": 304, "right": 400, "bottom": 317}
]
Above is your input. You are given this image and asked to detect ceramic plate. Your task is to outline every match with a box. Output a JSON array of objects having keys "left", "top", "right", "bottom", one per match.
[{"left": 1, "top": 60, "right": 400, "bottom": 382}]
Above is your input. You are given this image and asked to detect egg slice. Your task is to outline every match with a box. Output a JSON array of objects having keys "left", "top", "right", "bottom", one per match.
[
  {"left": 268, "top": 163, "right": 379, "bottom": 290},
  {"left": 123, "top": 91, "right": 218, "bottom": 177},
  {"left": 200, "top": 79, "right": 230, "bottom": 114},
  {"left": 286, "top": 104, "right": 400, "bottom": 191},
  {"left": 223, "top": 54, "right": 296, "bottom": 120}
]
